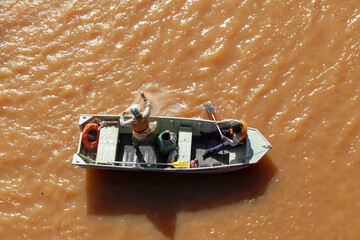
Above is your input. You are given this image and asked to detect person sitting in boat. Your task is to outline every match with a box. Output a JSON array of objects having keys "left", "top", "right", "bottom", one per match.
[
  {"left": 119, "top": 91, "right": 157, "bottom": 150},
  {"left": 202, "top": 119, "right": 247, "bottom": 159}
]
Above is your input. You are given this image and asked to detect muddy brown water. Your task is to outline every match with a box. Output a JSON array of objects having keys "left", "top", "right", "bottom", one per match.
[{"left": 1, "top": 0, "right": 359, "bottom": 239}]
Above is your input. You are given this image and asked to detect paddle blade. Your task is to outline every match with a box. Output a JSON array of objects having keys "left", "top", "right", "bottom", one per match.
[
  {"left": 204, "top": 102, "right": 214, "bottom": 114},
  {"left": 171, "top": 161, "right": 189, "bottom": 168}
]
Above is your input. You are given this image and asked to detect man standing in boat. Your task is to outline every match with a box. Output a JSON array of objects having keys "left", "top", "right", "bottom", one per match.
[
  {"left": 119, "top": 91, "right": 157, "bottom": 150},
  {"left": 202, "top": 119, "right": 247, "bottom": 159}
]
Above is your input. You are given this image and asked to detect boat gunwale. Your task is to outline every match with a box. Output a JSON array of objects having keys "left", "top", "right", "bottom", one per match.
[{"left": 73, "top": 114, "right": 271, "bottom": 173}]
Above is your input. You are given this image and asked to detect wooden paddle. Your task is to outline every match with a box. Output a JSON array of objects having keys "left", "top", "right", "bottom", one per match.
[
  {"left": 205, "top": 102, "right": 222, "bottom": 135},
  {"left": 112, "top": 161, "right": 189, "bottom": 168}
]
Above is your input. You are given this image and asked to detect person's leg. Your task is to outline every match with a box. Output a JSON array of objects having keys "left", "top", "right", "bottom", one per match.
[
  {"left": 202, "top": 129, "right": 233, "bottom": 159},
  {"left": 132, "top": 135, "right": 140, "bottom": 150},
  {"left": 146, "top": 131, "right": 157, "bottom": 145},
  {"left": 208, "top": 141, "right": 231, "bottom": 154},
  {"left": 221, "top": 129, "right": 232, "bottom": 138},
  {"left": 203, "top": 141, "right": 232, "bottom": 159},
  {"left": 133, "top": 132, "right": 158, "bottom": 150}
]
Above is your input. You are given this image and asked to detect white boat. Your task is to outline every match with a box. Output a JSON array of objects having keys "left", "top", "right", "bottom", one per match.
[{"left": 72, "top": 114, "right": 272, "bottom": 173}]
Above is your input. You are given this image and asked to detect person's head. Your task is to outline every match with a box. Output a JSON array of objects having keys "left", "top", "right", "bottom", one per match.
[
  {"left": 130, "top": 104, "right": 141, "bottom": 118},
  {"left": 231, "top": 123, "right": 243, "bottom": 134}
]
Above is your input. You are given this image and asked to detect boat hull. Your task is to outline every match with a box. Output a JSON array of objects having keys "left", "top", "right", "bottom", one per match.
[{"left": 72, "top": 115, "right": 271, "bottom": 173}]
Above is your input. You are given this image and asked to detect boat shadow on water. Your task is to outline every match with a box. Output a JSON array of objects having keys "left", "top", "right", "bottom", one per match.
[{"left": 86, "top": 154, "right": 277, "bottom": 239}]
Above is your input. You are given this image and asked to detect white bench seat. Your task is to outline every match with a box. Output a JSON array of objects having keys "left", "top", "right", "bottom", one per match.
[
  {"left": 96, "top": 125, "right": 119, "bottom": 164},
  {"left": 177, "top": 127, "right": 192, "bottom": 163}
]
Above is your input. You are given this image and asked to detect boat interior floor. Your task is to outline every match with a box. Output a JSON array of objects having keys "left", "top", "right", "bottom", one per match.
[{"left": 116, "top": 134, "right": 246, "bottom": 168}]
